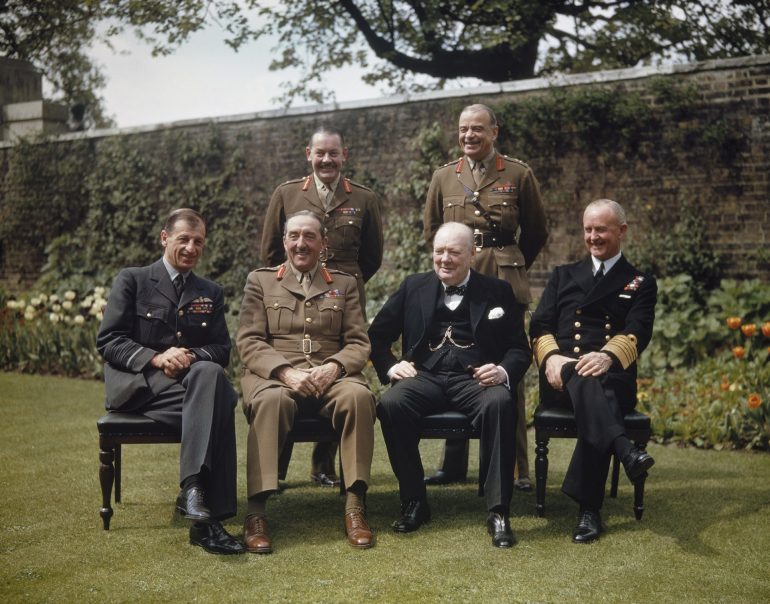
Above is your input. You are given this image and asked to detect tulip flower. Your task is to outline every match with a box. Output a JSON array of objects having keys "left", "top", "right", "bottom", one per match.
[
  {"left": 747, "top": 393, "right": 761, "bottom": 410},
  {"left": 741, "top": 323, "right": 757, "bottom": 337},
  {"left": 732, "top": 346, "right": 746, "bottom": 359},
  {"left": 726, "top": 316, "right": 742, "bottom": 330},
  {"left": 762, "top": 322, "right": 770, "bottom": 338}
]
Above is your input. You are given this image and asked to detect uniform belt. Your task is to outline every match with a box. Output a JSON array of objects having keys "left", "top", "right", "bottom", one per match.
[
  {"left": 325, "top": 250, "right": 358, "bottom": 262},
  {"left": 270, "top": 338, "right": 340, "bottom": 354},
  {"left": 473, "top": 230, "right": 516, "bottom": 248}
]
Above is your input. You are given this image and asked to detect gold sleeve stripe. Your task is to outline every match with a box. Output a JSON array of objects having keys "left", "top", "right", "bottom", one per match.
[
  {"left": 602, "top": 334, "right": 638, "bottom": 369},
  {"left": 532, "top": 334, "right": 559, "bottom": 368}
]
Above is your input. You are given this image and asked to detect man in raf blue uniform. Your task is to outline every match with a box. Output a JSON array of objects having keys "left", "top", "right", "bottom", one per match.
[
  {"left": 530, "top": 199, "right": 657, "bottom": 543},
  {"left": 97, "top": 208, "right": 243, "bottom": 555}
]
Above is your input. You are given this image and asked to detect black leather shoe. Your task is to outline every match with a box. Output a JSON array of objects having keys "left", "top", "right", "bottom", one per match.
[
  {"left": 190, "top": 521, "right": 246, "bottom": 555},
  {"left": 310, "top": 472, "right": 341, "bottom": 487},
  {"left": 487, "top": 512, "right": 516, "bottom": 548},
  {"left": 393, "top": 499, "right": 431, "bottom": 533},
  {"left": 572, "top": 509, "right": 603, "bottom": 544},
  {"left": 424, "top": 470, "right": 465, "bottom": 485},
  {"left": 176, "top": 486, "right": 211, "bottom": 522},
  {"left": 622, "top": 449, "right": 655, "bottom": 483}
]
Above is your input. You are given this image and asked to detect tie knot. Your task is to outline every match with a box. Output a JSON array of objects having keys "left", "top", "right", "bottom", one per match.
[
  {"left": 594, "top": 262, "right": 605, "bottom": 282},
  {"left": 445, "top": 284, "right": 467, "bottom": 296},
  {"left": 173, "top": 274, "right": 185, "bottom": 297}
]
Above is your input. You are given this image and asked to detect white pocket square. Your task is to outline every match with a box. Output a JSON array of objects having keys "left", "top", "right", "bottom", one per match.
[{"left": 488, "top": 307, "right": 505, "bottom": 320}]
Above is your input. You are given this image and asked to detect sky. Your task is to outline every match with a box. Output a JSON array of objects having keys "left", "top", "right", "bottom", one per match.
[{"left": 85, "top": 23, "right": 389, "bottom": 129}]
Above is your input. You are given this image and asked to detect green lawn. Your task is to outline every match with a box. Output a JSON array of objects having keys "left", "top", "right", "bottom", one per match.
[{"left": 1, "top": 371, "right": 769, "bottom": 603}]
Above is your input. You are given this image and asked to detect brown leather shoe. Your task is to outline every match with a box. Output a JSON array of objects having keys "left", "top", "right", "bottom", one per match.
[
  {"left": 243, "top": 514, "right": 272, "bottom": 554},
  {"left": 344, "top": 509, "right": 374, "bottom": 549}
]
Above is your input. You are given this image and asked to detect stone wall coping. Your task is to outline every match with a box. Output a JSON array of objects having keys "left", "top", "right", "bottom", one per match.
[{"left": 1, "top": 53, "right": 768, "bottom": 149}]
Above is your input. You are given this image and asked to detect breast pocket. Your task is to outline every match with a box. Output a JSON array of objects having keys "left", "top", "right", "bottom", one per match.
[
  {"left": 441, "top": 196, "right": 466, "bottom": 222},
  {"left": 318, "top": 298, "right": 343, "bottom": 334},
  {"left": 328, "top": 211, "right": 363, "bottom": 250},
  {"left": 264, "top": 296, "right": 297, "bottom": 335},
  {"left": 487, "top": 194, "right": 519, "bottom": 232},
  {"left": 135, "top": 301, "right": 170, "bottom": 343}
]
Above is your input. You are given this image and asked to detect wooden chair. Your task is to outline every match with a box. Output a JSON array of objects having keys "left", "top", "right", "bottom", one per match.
[
  {"left": 97, "top": 411, "right": 343, "bottom": 529},
  {"left": 533, "top": 405, "right": 651, "bottom": 520}
]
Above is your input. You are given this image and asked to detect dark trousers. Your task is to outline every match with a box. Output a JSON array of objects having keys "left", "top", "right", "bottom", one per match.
[
  {"left": 139, "top": 361, "right": 238, "bottom": 520},
  {"left": 543, "top": 367, "right": 635, "bottom": 511},
  {"left": 377, "top": 369, "right": 516, "bottom": 511}
]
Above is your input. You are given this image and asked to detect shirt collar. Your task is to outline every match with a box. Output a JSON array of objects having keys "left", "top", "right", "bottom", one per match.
[
  {"left": 313, "top": 173, "right": 340, "bottom": 197},
  {"left": 290, "top": 262, "right": 318, "bottom": 284},
  {"left": 592, "top": 251, "right": 622, "bottom": 275},
  {"left": 467, "top": 148, "right": 497, "bottom": 171},
  {"left": 162, "top": 257, "right": 190, "bottom": 283},
  {"left": 442, "top": 271, "right": 471, "bottom": 293}
]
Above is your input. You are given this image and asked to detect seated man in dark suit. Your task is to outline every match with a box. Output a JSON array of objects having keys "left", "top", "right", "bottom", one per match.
[
  {"left": 529, "top": 199, "right": 657, "bottom": 543},
  {"left": 368, "top": 222, "right": 531, "bottom": 548},
  {"left": 97, "top": 208, "right": 243, "bottom": 555}
]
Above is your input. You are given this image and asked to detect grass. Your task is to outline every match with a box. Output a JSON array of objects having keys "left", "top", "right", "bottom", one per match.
[{"left": 1, "top": 372, "right": 769, "bottom": 603}]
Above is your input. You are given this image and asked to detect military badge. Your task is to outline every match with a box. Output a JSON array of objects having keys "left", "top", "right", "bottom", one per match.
[
  {"left": 320, "top": 289, "right": 344, "bottom": 298},
  {"left": 624, "top": 276, "right": 645, "bottom": 291},
  {"left": 490, "top": 182, "right": 516, "bottom": 194},
  {"left": 188, "top": 297, "right": 214, "bottom": 314},
  {"left": 335, "top": 207, "right": 360, "bottom": 216}
]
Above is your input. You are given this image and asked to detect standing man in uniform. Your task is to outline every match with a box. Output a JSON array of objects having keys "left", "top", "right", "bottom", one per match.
[
  {"left": 97, "top": 208, "right": 244, "bottom": 555},
  {"left": 423, "top": 103, "right": 548, "bottom": 490},
  {"left": 238, "top": 211, "right": 377, "bottom": 553},
  {"left": 261, "top": 125, "right": 384, "bottom": 487},
  {"left": 529, "top": 199, "right": 656, "bottom": 543}
]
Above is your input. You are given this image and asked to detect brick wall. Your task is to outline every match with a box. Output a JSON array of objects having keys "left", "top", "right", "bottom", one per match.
[{"left": 1, "top": 55, "right": 768, "bottom": 293}]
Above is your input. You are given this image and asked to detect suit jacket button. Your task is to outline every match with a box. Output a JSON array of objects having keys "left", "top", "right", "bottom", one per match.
[
  {"left": 574, "top": 322, "right": 581, "bottom": 328},
  {"left": 574, "top": 334, "right": 581, "bottom": 340},
  {"left": 274, "top": 302, "right": 279, "bottom": 308},
  {"left": 178, "top": 310, "right": 184, "bottom": 316},
  {"left": 474, "top": 210, "right": 481, "bottom": 216},
  {"left": 605, "top": 323, "right": 611, "bottom": 330},
  {"left": 605, "top": 335, "right": 611, "bottom": 341},
  {"left": 146, "top": 312, "right": 152, "bottom": 317},
  {"left": 573, "top": 346, "right": 581, "bottom": 353},
  {"left": 575, "top": 309, "right": 582, "bottom": 315},
  {"left": 176, "top": 331, "right": 182, "bottom": 338},
  {"left": 305, "top": 317, "right": 312, "bottom": 323},
  {"left": 305, "top": 301, "right": 311, "bottom": 307},
  {"left": 201, "top": 322, "right": 207, "bottom": 327}
]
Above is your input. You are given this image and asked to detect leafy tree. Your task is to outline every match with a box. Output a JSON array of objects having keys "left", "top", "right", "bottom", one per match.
[{"left": 2, "top": 1, "right": 768, "bottom": 119}]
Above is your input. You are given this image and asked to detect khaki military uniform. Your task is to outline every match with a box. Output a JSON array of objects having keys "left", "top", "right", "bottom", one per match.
[
  {"left": 237, "top": 262, "right": 376, "bottom": 496},
  {"left": 261, "top": 176, "right": 384, "bottom": 311},
  {"left": 423, "top": 152, "right": 548, "bottom": 481},
  {"left": 423, "top": 153, "right": 547, "bottom": 305}
]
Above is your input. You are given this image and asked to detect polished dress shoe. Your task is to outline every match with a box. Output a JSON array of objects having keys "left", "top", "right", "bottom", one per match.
[
  {"left": 514, "top": 477, "right": 533, "bottom": 492},
  {"left": 572, "top": 509, "right": 603, "bottom": 544},
  {"left": 344, "top": 510, "right": 375, "bottom": 549},
  {"left": 310, "top": 472, "right": 341, "bottom": 487},
  {"left": 189, "top": 521, "right": 245, "bottom": 555},
  {"left": 243, "top": 514, "right": 272, "bottom": 554},
  {"left": 424, "top": 470, "right": 465, "bottom": 486},
  {"left": 486, "top": 512, "right": 516, "bottom": 548},
  {"left": 176, "top": 486, "right": 211, "bottom": 522},
  {"left": 622, "top": 448, "right": 655, "bottom": 483},
  {"left": 393, "top": 499, "right": 431, "bottom": 533}
]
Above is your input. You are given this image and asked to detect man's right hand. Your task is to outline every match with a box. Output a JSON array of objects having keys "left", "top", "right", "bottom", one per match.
[
  {"left": 544, "top": 354, "right": 575, "bottom": 391},
  {"left": 388, "top": 360, "right": 417, "bottom": 382},
  {"left": 276, "top": 366, "right": 321, "bottom": 398},
  {"left": 150, "top": 346, "right": 194, "bottom": 378}
]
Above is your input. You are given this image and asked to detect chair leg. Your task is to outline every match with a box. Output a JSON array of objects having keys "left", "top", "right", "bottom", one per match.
[
  {"left": 535, "top": 435, "right": 549, "bottom": 518},
  {"left": 99, "top": 443, "right": 115, "bottom": 530},
  {"left": 610, "top": 452, "right": 620, "bottom": 498},
  {"left": 114, "top": 443, "right": 122, "bottom": 503}
]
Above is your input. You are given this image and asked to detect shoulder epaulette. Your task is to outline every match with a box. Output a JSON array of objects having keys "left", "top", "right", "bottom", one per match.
[
  {"left": 278, "top": 176, "right": 307, "bottom": 187},
  {"left": 300, "top": 174, "right": 313, "bottom": 191},
  {"left": 345, "top": 178, "right": 375, "bottom": 193},
  {"left": 440, "top": 157, "right": 463, "bottom": 169},
  {"left": 275, "top": 265, "right": 287, "bottom": 280},
  {"left": 320, "top": 267, "right": 334, "bottom": 283},
  {"left": 502, "top": 155, "right": 530, "bottom": 168},
  {"left": 256, "top": 265, "right": 281, "bottom": 273}
]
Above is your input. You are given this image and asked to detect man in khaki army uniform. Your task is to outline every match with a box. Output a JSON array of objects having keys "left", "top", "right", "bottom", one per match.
[
  {"left": 261, "top": 125, "right": 384, "bottom": 487},
  {"left": 423, "top": 103, "right": 548, "bottom": 490},
  {"left": 238, "top": 211, "right": 377, "bottom": 553}
]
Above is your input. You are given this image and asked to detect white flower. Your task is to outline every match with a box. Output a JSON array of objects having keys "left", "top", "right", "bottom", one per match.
[
  {"left": 73, "top": 315, "right": 85, "bottom": 325},
  {"left": 487, "top": 307, "right": 505, "bottom": 320},
  {"left": 39, "top": 294, "right": 48, "bottom": 303},
  {"left": 64, "top": 290, "right": 76, "bottom": 301},
  {"left": 62, "top": 300, "right": 73, "bottom": 310},
  {"left": 94, "top": 286, "right": 106, "bottom": 297},
  {"left": 24, "top": 310, "right": 36, "bottom": 321},
  {"left": 6, "top": 300, "right": 18, "bottom": 310},
  {"left": 30, "top": 297, "right": 41, "bottom": 307},
  {"left": 49, "top": 294, "right": 59, "bottom": 303},
  {"left": 49, "top": 313, "right": 60, "bottom": 323},
  {"left": 52, "top": 303, "right": 62, "bottom": 312}
]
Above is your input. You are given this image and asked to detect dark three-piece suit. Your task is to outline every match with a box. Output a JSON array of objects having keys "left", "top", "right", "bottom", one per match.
[
  {"left": 96, "top": 258, "right": 238, "bottom": 519},
  {"left": 368, "top": 269, "right": 532, "bottom": 511},
  {"left": 529, "top": 255, "right": 657, "bottom": 510}
]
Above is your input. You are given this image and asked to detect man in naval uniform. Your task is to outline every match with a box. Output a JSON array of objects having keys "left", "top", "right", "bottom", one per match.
[
  {"left": 530, "top": 199, "right": 656, "bottom": 543},
  {"left": 238, "top": 211, "right": 377, "bottom": 553},
  {"left": 423, "top": 103, "right": 548, "bottom": 491},
  {"left": 97, "top": 208, "right": 243, "bottom": 555},
  {"left": 261, "top": 125, "right": 383, "bottom": 488}
]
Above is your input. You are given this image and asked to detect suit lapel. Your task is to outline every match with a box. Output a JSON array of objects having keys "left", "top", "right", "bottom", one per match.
[
  {"left": 567, "top": 257, "right": 595, "bottom": 296},
  {"left": 457, "top": 159, "right": 477, "bottom": 192},
  {"left": 306, "top": 267, "right": 330, "bottom": 299},
  {"left": 466, "top": 271, "right": 486, "bottom": 334},
  {"left": 302, "top": 181, "right": 326, "bottom": 213},
  {"left": 280, "top": 262, "right": 305, "bottom": 298},
  {"left": 581, "top": 255, "right": 635, "bottom": 307},
  {"left": 179, "top": 273, "right": 203, "bottom": 308},
  {"left": 419, "top": 273, "right": 442, "bottom": 336},
  {"left": 150, "top": 259, "right": 178, "bottom": 305}
]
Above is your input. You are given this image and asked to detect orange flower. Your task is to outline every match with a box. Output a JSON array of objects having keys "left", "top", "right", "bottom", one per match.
[
  {"left": 762, "top": 322, "right": 770, "bottom": 338},
  {"left": 732, "top": 346, "right": 746, "bottom": 359},
  {"left": 720, "top": 381, "right": 729, "bottom": 391},
  {"left": 726, "top": 316, "right": 742, "bottom": 330},
  {"left": 747, "top": 393, "right": 761, "bottom": 410},
  {"left": 741, "top": 323, "right": 757, "bottom": 337}
]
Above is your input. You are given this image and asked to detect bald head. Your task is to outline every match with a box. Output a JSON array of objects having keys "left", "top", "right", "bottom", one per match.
[{"left": 433, "top": 222, "right": 475, "bottom": 285}]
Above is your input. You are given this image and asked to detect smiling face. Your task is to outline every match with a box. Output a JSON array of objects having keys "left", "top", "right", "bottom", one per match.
[
  {"left": 161, "top": 219, "right": 206, "bottom": 272},
  {"left": 458, "top": 109, "right": 498, "bottom": 161},
  {"left": 583, "top": 203, "right": 627, "bottom": 260},
  {"left": 433, "top": 223, "right": 475, "bottom": 286},
  {"left": 283, "top": 214, "right": 327, "bottom": 273},
  {"left": 306, "top": 132, "right": 348, "bottom": 184}
]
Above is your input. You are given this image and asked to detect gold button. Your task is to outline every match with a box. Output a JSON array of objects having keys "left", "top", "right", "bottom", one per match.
[
  {"left": 573, "top": 346, "right": 581, "bottom": 353},
  {"left": 305, "top": 354, "right": 311, "bottom": 358},
  {"left": 605, "top": 323, "right": 611, "bottom": 330},
  {"left": 348, "top": 220, "right": 353, "bottom": 225},
  {"left": 333, "top": 304, "right": 339, "bottom": 309},
  {"left": 305, "top": 317, "right": 312, "bottom": 323},
  {"left": 605, "top": 315, "right": 610, "bottom": 320},
  {"left": 476, "top": 247, "right": 482, "bottom": 252},
  {"left": 273, "top": 302, "right": 279, "bottom": 308},
  {"left": 574, "top": 334, "right": 581, "bottom": 341},
  {"left": 574, "top": 322, "right": 581, "bottom": 328},
  {"left": 502, "top": 202, "right": 508, "bottom": 206},
  {"left": 513, "top": 262, "right": 518, "bottom": 266},
  {"left": 176, "top": 331, "right": 182, "bottom": 338},
  {"left": 201, "top": 322, "right": 207, "bottom": 327},
  {"left": 304, "top": 334, "right": 310, "bottom": 339},
  {"left": 447, "top": 203, "right": 453, "bottom": 207},
  {"left": 473, "top": 191, "right": 479, "bottom": 197},
  {"left": 178, "top": 310, "right": 184, "bottom": 316},
  {"left": 576, "top": 309, "right": 582, "bottom": 315},
  {"left": 146, "top": 312, "right": 152, "bottom": 317},
  {"left": 605, "top": 335, "right": 611, "bottom": 341},
  {"left": 474, "top": 210, "right": 481, "bottom": 216},
  {"left": 305, "top": 301, "right": 311, "bottom": 307}
]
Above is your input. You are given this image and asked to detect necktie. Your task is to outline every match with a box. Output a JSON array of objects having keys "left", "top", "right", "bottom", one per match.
[
  {"left": 594, "top": 262, "right": 605, "bottom": 283},
  {"left": 301, "top": 273, "right": 311, "bottom": 294},
  {"left": 173, "top": 274, "right": 185, "bottom": 298},
  {"left": 471, "top": 161, "right": 484, "bottom": 186},
  {"left": 445, "top": 284, "right": 467, "bottom": 296}
]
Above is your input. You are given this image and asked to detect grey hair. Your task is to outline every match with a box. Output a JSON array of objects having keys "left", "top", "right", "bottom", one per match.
[{"left": 585, "top": 199, "right": 627, "bottom": 225}]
